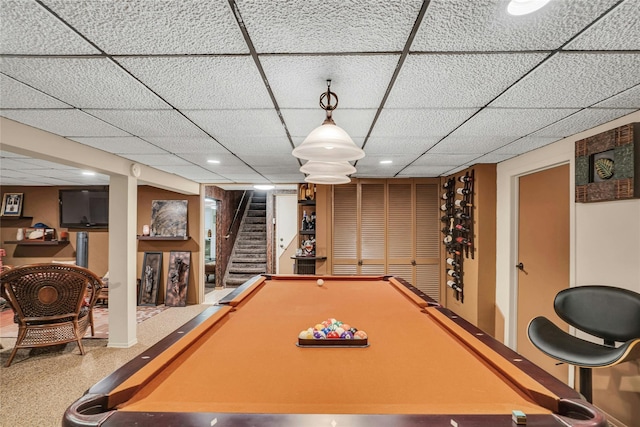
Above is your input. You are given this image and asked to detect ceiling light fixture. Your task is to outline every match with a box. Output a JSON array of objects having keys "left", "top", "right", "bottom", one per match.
[
  {"left": 207, "top": 159, "right": 220, "bottom": 164},
  {"left": 507, "top": 0, "right": 551, "bottom": 16},
  {"left": 292, "top": 80, "right": 365, "bottom": 162},
  {"left": 300, "top": 160, "right": 356, "bottom": 176},
  {"left": 304, "top": 174, "right": 351, "bottom": 185},
  {"left": 379, "top": 160, "right": 393, "bottom": 164},
  {"left": 254, "top": 184, "right": 274, "bottom": 190}
]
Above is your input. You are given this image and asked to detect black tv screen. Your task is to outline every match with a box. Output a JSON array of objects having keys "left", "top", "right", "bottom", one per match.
[{"left": 59, "top": 189, "right": 109, "bottom": 229}]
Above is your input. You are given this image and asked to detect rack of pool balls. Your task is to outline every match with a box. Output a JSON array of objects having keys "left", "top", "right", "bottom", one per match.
[{"left": 297, "top": 318, "right": 368, "bottom": 347}]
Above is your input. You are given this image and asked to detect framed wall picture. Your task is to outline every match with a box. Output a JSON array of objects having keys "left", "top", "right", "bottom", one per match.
[
  {"left": 150, "top": 200, "right": 188, "bottom": 237},
  {"left": 165, "top": 251, "right": 191, "bottom": 307},
  {"left": 1, "top": 193, "right": 23, "bottom": 217},
  {"left": 139, "top": 252, "right": 163, "bottom": 306}
]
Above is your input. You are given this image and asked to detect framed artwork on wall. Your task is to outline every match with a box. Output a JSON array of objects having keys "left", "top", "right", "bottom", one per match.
[
  {"left": 150, "top": 200, "right": 188, "bottom": 237},
  {"left": 165, "top": 251, "right": 191, "bottom": 307},
  {"left": 139, "top": 252, "right": 162, "bottom": 306},
  {"left": 1, "top": 193, "right": 23, "bottom": 217},
  {"left": 575, "top": 123, "right": 639, "bottom": 202}
]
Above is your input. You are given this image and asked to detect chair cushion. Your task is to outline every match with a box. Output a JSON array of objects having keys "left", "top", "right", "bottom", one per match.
[{"left": 528, "top": 316, "right": 637, "bottom": 367}]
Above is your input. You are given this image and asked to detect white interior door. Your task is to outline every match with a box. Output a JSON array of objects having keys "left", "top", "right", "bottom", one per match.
[{"left": 275, "top": 194, "right": 298, "bottom": 273}]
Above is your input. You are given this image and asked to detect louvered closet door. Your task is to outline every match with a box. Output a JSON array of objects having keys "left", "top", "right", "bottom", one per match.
[
  {"left": 415, "top": 183, "right": 440, "bottom": 302},
  {"left": 332, "top": 184, "right": 358, "bottom": 275},
  {"left": 360, "top": 182, "right": 386, "bottom": 275},
  {"left": 387, "top": 181, "right": 414, "bottom": 282}
]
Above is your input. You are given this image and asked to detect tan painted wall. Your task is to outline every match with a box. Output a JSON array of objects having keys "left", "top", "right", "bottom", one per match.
[
  {"left": 0, "top": 185, "right": 109, "bottom": 276},
  {"left": 444, "top": 164, "right": 497, "bottom": 336},
  {"left": 0, "top": 185, "right": 202, "bottom": 304}
]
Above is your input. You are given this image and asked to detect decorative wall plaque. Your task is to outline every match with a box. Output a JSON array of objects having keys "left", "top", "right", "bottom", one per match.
[{"left": 575, "top": 123, "right": 639, "bottom": 203}]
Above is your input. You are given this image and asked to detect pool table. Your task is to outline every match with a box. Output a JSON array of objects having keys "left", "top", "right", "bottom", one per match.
[{"left": 64, "top": 275, "right": 606, "bottom": 427}]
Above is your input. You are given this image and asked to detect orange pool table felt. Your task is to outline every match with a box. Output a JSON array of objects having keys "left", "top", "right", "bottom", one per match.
[{"left": 64, "top": 275, "right": 606, "bottom": 427}]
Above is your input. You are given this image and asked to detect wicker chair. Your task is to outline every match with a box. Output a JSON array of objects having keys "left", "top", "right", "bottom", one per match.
[{"left": 0, "top": 263, "right": 103, "bottom": 367}]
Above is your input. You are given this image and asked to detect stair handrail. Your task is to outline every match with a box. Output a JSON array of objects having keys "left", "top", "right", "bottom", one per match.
[{"left": 225, "top": 190, "right": 250, "bottom": 239}]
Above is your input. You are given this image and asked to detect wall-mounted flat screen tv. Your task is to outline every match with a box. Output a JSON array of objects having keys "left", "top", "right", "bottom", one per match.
[{"left": 59, "top": 189, "right": 109, "bottom": 229}]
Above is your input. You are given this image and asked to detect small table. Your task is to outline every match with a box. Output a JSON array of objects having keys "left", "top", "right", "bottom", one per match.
[{"left": 63, "top": 275, "right": 606, "bottom": 427}]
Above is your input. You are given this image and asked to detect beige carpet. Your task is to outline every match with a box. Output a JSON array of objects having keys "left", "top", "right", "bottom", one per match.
[{"left": 0, "top": 304, "right": 209, "bottom": 427}]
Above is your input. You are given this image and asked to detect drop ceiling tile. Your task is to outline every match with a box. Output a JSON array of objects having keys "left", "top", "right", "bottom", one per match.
[
  {"left": 262, "top": 174, "right": 305, "bottom": 184},
  {"left": 412, "top": 153, "right": 480, "bottom": 167},
  {"left": 449, "top": 107, "right": 579, "bottom": 139},
  {"left": 594, "top": 85, "right": 640, "bottom": 109},
  {"left": 152, "top": 165, "right": 226, "bottom": 181},
  {"left": 412, "top": 0, "right": 620, "bottom": 51},
  {"left": 371, "top": 109, "right": 477, "bottom": 138},
  {"left": 183, "top": 110, "right": 287, "bottom": 140},
  {"left": 363, "top": 137, "right": 437, "bottom": 157},
  {"left": 118, "top": 154, "right": 193, "bottom": 166},
  {"left": 282, "top": 109, "right": 375, "bottom": 140},
  {"left": 13, "top": 158, "right": 75, "bottom": 170},
  {"left": 493, "top": 136, "right": 561, "bottom": 155},
  {"left": 193, "top": 177, "right": 234, "bottom": 184},
  {"left": 237, "top": 0, "right": 422, "bottom": 53},
  {"left": 237, "top": 152, "right": 299, "bottom": 167},
  {"left": 41, "top": 0, "right": 247, "bottom": 54},
  {"left": 471, "top": 153, "right": 518, "bottom": 164},
  {"left": 254, "top": 161, "right": 302, "bottom": 174},
  {"left": 213, "top": 171, "right": 266, "bottom": 182},
  {"left": 0, "top": 74, "right": 71, "bottom": 109},
  {"left": 261, "top": 55, "right": 400, "bottom": 109},
  {"left": 142, "top": 137, "right": 229, "bottom": 155},
  {"left": 396, "top": 164, "right": 453, "bottom": 177},
  {"left": 69, "top": 137, "right": 169, "bottom": 155},
  {"left": 428, "top": 135, "right": 512, "bottom": 155},
  {"left": 177, "top": 153, "right": 252, "bottom": 172},
  {"left": 0, "top": 0, "right": 99, "bottom": 54},
  {"left": 85, "top": 110, "right": 208, "bottom": 138},
  {"left": 565, "top": 0, "right": 640, "bottom": 50},
  {"left": 492, "top": 53, "right": 640, "bottom": 108},
  {"left": 531, "top": 108, "right": 637, "bottom": 139},
  {"left": 353, "top": 166, "right": 403, "bottom": 177},
  {"left": 0, "top": 58, "right": 169, "bottom": 109},
  {"left": 117, "top": 57, "right": 272, "bottom": 109},
  {"left": 387, "top": 53, "right": 546, "bottom": 108},
  {"left": 0, "top": 109, "right": 130, "bottom": 137}
]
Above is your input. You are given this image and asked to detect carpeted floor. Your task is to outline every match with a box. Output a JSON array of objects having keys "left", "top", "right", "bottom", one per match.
[
  {"left": 0, "top": 304, "right": 210, "bottom": 426},
  {"left": 0, "top": 304, "right": 170, "bottom": 339}
]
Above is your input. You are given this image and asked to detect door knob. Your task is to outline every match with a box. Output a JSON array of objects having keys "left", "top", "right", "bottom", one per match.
[{"left": 516, "top": 262, "right": 524, "bottom": 271}]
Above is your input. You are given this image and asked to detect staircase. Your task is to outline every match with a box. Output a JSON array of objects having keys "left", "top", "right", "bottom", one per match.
[{"left": 224, "top": 192, "right": 267, "bottom": 287}]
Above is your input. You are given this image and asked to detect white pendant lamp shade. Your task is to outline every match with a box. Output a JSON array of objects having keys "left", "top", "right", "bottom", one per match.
[
  {"left": 304, "top": 174, "right": 352, "bottom": 185},
  {"left": 293, "top": 123, "right": 365, "bottom": 162},
  {"left": 300, "top": 160, "right": 356, "bottom": 176}
]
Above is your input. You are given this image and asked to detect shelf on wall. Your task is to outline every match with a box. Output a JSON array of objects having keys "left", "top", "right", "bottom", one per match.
[
  {"left": 3, "top": 240, "right": 69, "bottom": 246},
  {"left": 137, "top": 236, "right": 191, "bottom": 241},
  {"left": 299, "top": 229, "right": 316, "bottom": 235},
  {"left": 298, "top": 200, "right": 316, "bottom": 206},
  {"left": 291, "top": 256, "right": 327, "bottom": 260},
  {"left": 0, "top": 216, "right": 34, "bottom": 221}
]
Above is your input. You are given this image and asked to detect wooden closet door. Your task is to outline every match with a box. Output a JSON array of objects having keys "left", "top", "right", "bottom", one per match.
[
  {"left": 360, "top": 182, "right": 386, "bottom": 275},
  {"left": 415, "top": 182, "right": 440, "bottom": 302},
  {"left": 332, "top": 184, "right": 358, "bottom": 275},
  {"left": 387, "top": 181, "right": 414, "bottom": 281}
]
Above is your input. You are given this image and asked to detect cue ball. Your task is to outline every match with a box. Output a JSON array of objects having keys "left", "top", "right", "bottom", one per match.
[{"left": 316, "top": 279, "right": 324, "bottom": 286}]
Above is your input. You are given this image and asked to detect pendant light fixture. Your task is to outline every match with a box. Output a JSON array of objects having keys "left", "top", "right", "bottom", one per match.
[
  {"left": 292, "top": 80, "right": 365, "bottom": 162},
  {"left": 300, "top": 160, "right": 356, "bottom": 176},
  {"left": 304, "top": 174, "right": 351, "bottom": 185}
]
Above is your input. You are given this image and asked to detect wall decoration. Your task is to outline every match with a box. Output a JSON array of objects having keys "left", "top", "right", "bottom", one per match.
[
  {"left": 165, "top": 251, "right": 191, "bottom": 307},
  {"left": 150, "top": 200, "right": 188, "bottom": 237},
  {"left": 1, "top": 193, "right": 23, "bottom": 217},
  {"left": 575, "top": 123, "right": 639, "bottom": 202},
  {"left": 139, "top": 252, "right": 162, "bottom": 306}
]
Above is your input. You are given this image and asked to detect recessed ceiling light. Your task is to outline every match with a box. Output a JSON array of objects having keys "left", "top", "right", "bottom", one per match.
[
  {"left": 207, "top": 159, "right": 220, "bottom": 164},
  {"left": 82, "top": 171, "right": 96, "bottom": 176},
  {"left": 379, "top": 160, "right": 393, "bottom": 164},
  {"left": 507, "top": 0, "right": 551, "bottom": 16},
  {"left": 254, "top": 185, "right": 274, "bottom": 190}
]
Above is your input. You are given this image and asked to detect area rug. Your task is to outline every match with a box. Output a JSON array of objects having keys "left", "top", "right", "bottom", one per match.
[{"left": 0, "top": 304, "right": 170, "bottom": 340}]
